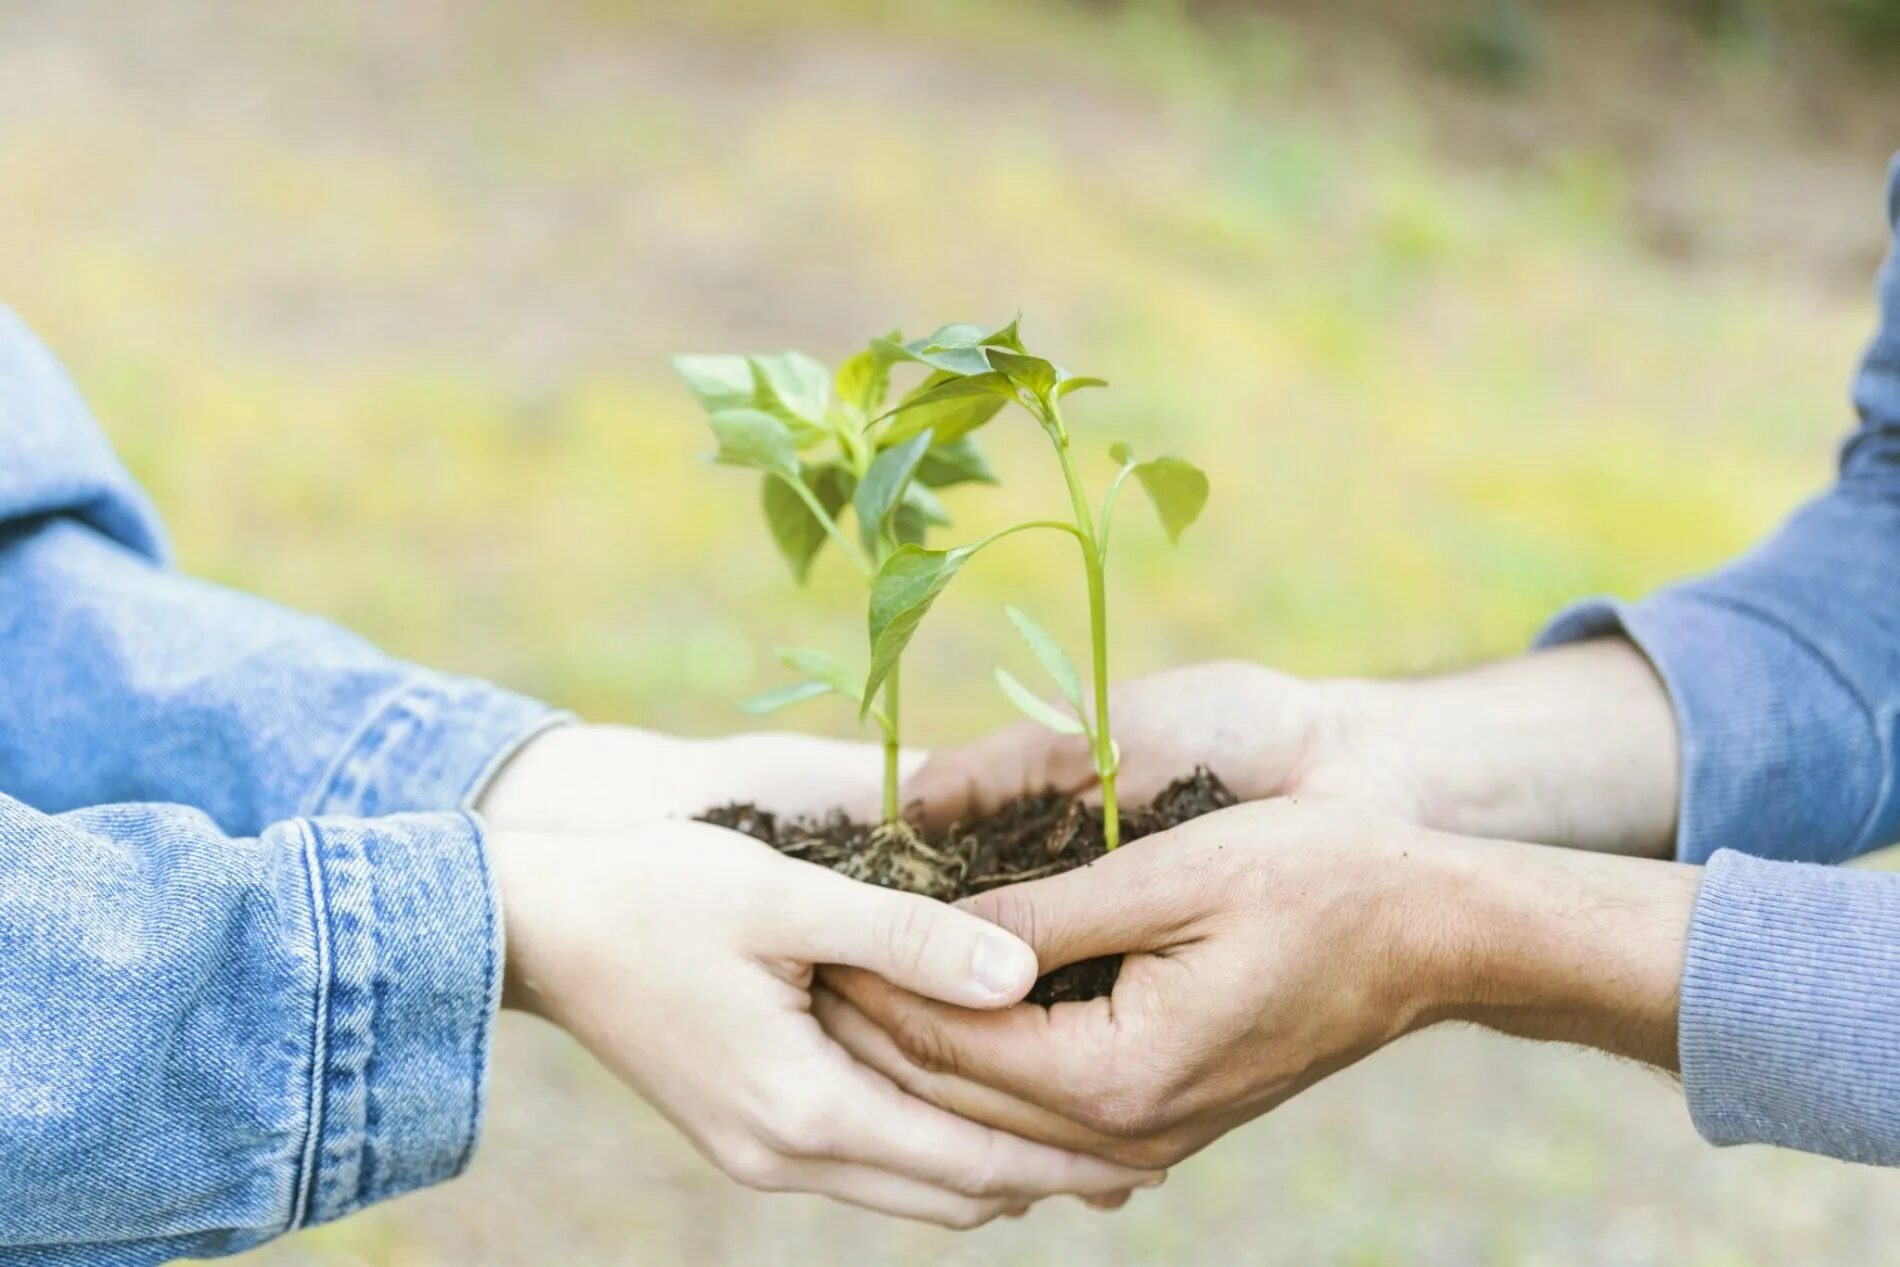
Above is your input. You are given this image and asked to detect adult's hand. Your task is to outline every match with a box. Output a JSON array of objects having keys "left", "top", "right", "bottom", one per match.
[
  {"left": 908, "top": 639, "right": 1680, "bottom": 858},
  {"left": 491, "top": 818, "right": 1163, "bottom": 1227},
  {"left": 479, "top": 724, "right": 916, "bottom": 832},
  {"left": 822, "top": 797, "right": 1698, "bottom": 1171}
]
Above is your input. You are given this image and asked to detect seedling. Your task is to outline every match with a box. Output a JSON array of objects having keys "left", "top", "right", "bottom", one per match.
[
  {"left": 863, "top": 321, "right": 1208, "bottom": 848},
  {"left": 673, "top": 338, "right": 1001, "bottom": 824}
]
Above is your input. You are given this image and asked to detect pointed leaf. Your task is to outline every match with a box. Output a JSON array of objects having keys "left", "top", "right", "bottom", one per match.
[
  {"left": 740, "top": 679, "right": 834, "bottom": 715},
  {"left": 709, "top": 408, "right": 800, "bottom": 483},
  {"left": 775, "top": 645, "right": 864, "bottom": 702},
  {"left": 853, "top": 430, "right": 934, "bottom": 554},
  {"left": 1129, "top": 454, "right": 1210, "bottom": 544},
  {"left": 748, "top": 352, "right": 831, "bottom": 428},
  {"left": 986, "top": 349, "right": 1058, "bottom": 400},
  {"left": 862, "top": 543, "right": 977, "bottom": 717},
  {"left": 994, "top": 667, "right": 1086, "bottom": 736},
  {"left": 761, "top": 462, "right": 854, "bottom": 583},
  {"left": 915, "top": 434, "right": 998, "bottom": 488},
  {"left": 879, "top": 371, "right": 1013, "bottom": 445},
  {"left": 834, "top": 334, "right": 901, "bottom": 416},
  {"left": 983, "top": 315, "right": 1026, "bottom": 353},
  {"left": 1055, "top": 371, "right": 1108, "bottom": 399},
  {"left": 674, "top": 354, "right": 759, "bottom": 414},
  {"left": 1004, "top": 605, "right": 1085, "bottom": 717}
]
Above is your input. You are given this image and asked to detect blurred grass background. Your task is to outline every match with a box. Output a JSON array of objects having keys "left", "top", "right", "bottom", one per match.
[{"left": 4, "top": 0, "right": 1899, "bottom": 1263}]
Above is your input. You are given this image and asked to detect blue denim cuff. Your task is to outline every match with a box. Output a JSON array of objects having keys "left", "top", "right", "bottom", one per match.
[
  {"left": 302, "top": 670, "right": 573, "bottom": 820},
  {"left": 298, "top": 811, "right": 503, "bottom": 1225},
  {"left": 1680, "top": 849, "right": 1900, "bottom": 1164},
  {"left": 1536, "top": 592, "right": 1881, "bottom": 865}
]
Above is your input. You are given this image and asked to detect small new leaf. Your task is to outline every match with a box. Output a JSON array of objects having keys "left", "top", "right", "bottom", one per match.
[
  {"left": 834, "top": 337, "right": 900, "bottom": 417},
  {"left": 775, "top": 645, "right": 864, "bottom": 703},
  {"left": 985, "top": 349, "right": 1058, "bottom": 401},
  {"left": 994, "top": 666, "right": 1086, "bottom": 736},
  {"left": 1128, "top": 453, "right": 1210, "bottom": 544},
  {"left": 740, "top": 679, "right": 833, "bottom": 715},
  {"left": 709, "top": 408, "right": 800, "bottom": 483},
  {"left": 1055, "top": 371, "right": 1108, "bottom": 399},
  {"left": 1003, "top": 604, "right": 1085, "bottom": 718},
  {"left": 853, "top": 430, "right": 933, "bottom": 554}
]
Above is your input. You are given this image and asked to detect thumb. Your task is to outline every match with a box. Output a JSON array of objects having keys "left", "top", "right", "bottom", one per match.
[
  {"left": 955, "top": 840, "right": 1185, "bottom": 971},
  {"left": 774, "top": 867, "right": 1041, "bottom": 1009},
  {"left": 904, "top": 719, "right": 1096, "bottom": 831}
]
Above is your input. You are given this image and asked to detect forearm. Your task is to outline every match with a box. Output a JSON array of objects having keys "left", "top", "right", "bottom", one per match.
[
  {"left": 1416, "top": 833, "right": 1698, "bottom": 1070},
  {"left": 1308, "top": 638, "right": 1681, "bottom": 858}
]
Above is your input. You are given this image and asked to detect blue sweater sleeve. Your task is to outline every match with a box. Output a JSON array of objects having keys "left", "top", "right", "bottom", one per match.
[
  {"left": 0, "top": 304, "right": 566, "bottom": 835},
  {"left": 0, "top": 793, "right": 501, "bottom": 1264},
  {"left": 1538, "top": 155, "right": 1900, "bottom": 1164},
  {"left": 1541, "top": 157, "right": 1900, "bottom": 867}
]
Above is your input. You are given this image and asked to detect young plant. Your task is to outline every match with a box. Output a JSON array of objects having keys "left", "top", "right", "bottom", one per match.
[
  {"left": 863, "top": 322, "right": 1208, "bottom": 848},
  {"left": 673, "top": 339, "right": 1001, "bottom": 824}
]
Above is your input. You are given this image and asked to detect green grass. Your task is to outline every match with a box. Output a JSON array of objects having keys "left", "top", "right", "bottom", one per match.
[{"left": 3, "top": 1, "right": 1896, "bottom": 1264}]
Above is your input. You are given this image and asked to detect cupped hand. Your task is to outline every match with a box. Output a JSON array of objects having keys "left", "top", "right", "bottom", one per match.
[
  {"left": 820, "top": 797, "right": 1470, "bottom": 1171},
  {"left": 903, "top": 661, "right": 1418, "bottom": 830},
  {"left": 479, "top": 723, "right": 919, "bottom": 832},
  {"left": 491, "top": 818, "right": 1164, "bottom": 1226}
]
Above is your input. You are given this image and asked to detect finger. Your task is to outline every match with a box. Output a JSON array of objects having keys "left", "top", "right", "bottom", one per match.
[
  {"left": 826, "top": 1066, "right": 1161, "bottom": 1198},
  {"left": 904, "top": 719, "right": 1097, "bottom": 830},
  {"left": 815, "top": 987, "right": 1134, "bottom": 1159},
  {"left": 825, "top": 964, "right": 1121, "bottom": 1123},
  {"left": 769, "top": 1157, "right": 1018, "bottom": 1230},
  {"left": 772, "top": 866, "right": 1040, "bottom": 1008},
  {"left": 953, "top": 835, "right": 1201, "bottom": 970}
]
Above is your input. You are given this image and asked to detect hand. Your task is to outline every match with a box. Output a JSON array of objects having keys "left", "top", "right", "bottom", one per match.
[
  {"left": 908, "top": 640, "right": 1679, "bottom": 858},
  {"left": 479, "top": 724, "right": 917, "bottom": 833},
  {"left": 821, "top": 797, "right": 1697, "bottom": 1171},
  {"left": 491, "top": 818, "right": 1164, "bottom": 1226},
  {"left": 904, "top": 660, "right": 1414, "bottom": 829}
]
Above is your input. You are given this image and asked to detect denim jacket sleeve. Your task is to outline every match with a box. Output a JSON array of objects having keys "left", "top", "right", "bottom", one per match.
[
  {"left": 0, "top": 303, "right": 567, "bottom": 836},
  {"left": 0, "top": 793, "right": 502, "bottom": 1265},
  {"left": 1539, "top": 155, "right": 1900, "bottom": 1163}
]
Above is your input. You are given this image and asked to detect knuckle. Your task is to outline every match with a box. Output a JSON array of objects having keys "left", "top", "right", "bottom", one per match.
[
  {"left": 873, "top": 898, "right": 938, "bottom": 981},
  {"left": 752, "top": 1089, "right": 837, "bottom": 1158},
  {"left": 890, "top": 1009, "right": 961, "bottom": 1077},
  {"left": 979, "top": 887, "right": 1040, "bottom": 951},
  {"left": 716, "top": 1137, "right": 790, "bottom": 1191},
  {"left": 942, "top": 1135, "right": 1005, "bottom": 1198},
  {"left": 1117, "top": 1134, "right": 1192, "bottom": 1171}
]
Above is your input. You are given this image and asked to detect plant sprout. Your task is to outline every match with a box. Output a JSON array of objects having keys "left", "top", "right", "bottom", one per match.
[
  {"left": 861, "top": 321, "right": 1208, "bottom": 848},
  {"left": 673, "top": 336, "right": 1004, "bottom": 824}
]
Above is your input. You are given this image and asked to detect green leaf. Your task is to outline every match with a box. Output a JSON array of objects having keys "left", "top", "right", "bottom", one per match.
[
  {"left": 748, "top": 352, "right": 831, "bottom": 427},
  {"left": 862, "top": 543, "right": 978, "bottom": 718},
  {"left": 854, "top": 430, "right": 933, "bottom": 555},
  {"left": 761, "top": 462, "right": 854, "bottom": 583},
  {"left": 740, "top": 679, "right": 833, "bottom": 715},
  {"left": 1127, "top": 452, "right": 1210, "bottom": 544},
  {"left": 709, "top": 408, "right": 800, "bottom": 483},
  {"left": 1055, "top": 371, "right": 1108, "bottom": 399},
  {"left": 873, "top": 321, "right": 1022, "bottom": 378},
  {"left": 834, "top": 334, "right": 901, "bottom": 416},
  {"left": 674, "top": 354, "right": 759, "bottom": 414},
  {"left": 983, "top": 315, "right": 1026, "bottom": 353},
  {"left": 892, "top": 482, "right": 950, "bottom": 546},
  {"left": 994, "top": 666, "right": 1086, "bottom": 736},
  {"left": 915, "top": 434, "right": 999, "bottom": 488},
  {"left": 986, "top": 349, "right": 1058, "bottom": 400},
  {"left": 879, "top": 371, "right": 1013, "bottom": 445},
  {"left": 1003, "top": 604, "right": 1085, "bottom": 717},
  {"left": 775, "top": 645, "right": 864, "bottom": 702}
]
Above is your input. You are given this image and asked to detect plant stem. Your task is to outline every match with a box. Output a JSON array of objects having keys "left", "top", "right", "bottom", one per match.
[
  {"left": 881, "top": 660, "right": 901, "bottom": 824},
  {"left": 1045, "top": 402, "right": 1121, "bottom": 849},
  {"left": 789, "top": 478, "right": 875, "bottom": 579}
]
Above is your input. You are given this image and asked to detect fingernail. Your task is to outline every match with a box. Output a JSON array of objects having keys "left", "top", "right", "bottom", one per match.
[{"left": 971, "top": 932, "right": 1036, "bottom": 999}]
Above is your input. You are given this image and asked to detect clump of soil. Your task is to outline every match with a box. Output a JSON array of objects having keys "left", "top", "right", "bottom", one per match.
[{"left": 702, "top": 768, "right": 1235, "bottom": 1004}]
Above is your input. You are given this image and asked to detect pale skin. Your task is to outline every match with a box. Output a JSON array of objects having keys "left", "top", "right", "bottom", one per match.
[
  {"left": 475, "top": 725, "right": 1162, "bottom": 1228},
  {"left": 822, "top": 639, "right": 1703, "bottom": 1169}
]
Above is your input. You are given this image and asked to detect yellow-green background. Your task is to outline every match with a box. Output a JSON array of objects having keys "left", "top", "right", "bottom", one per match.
[{"left": 5, "top": 1, "right": 1898, "bottom": 1263}]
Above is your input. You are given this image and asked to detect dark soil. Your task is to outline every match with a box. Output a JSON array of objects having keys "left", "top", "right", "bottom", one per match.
[{"left": 702, "top": 767, "right": 1235, "bottom": 1004}]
